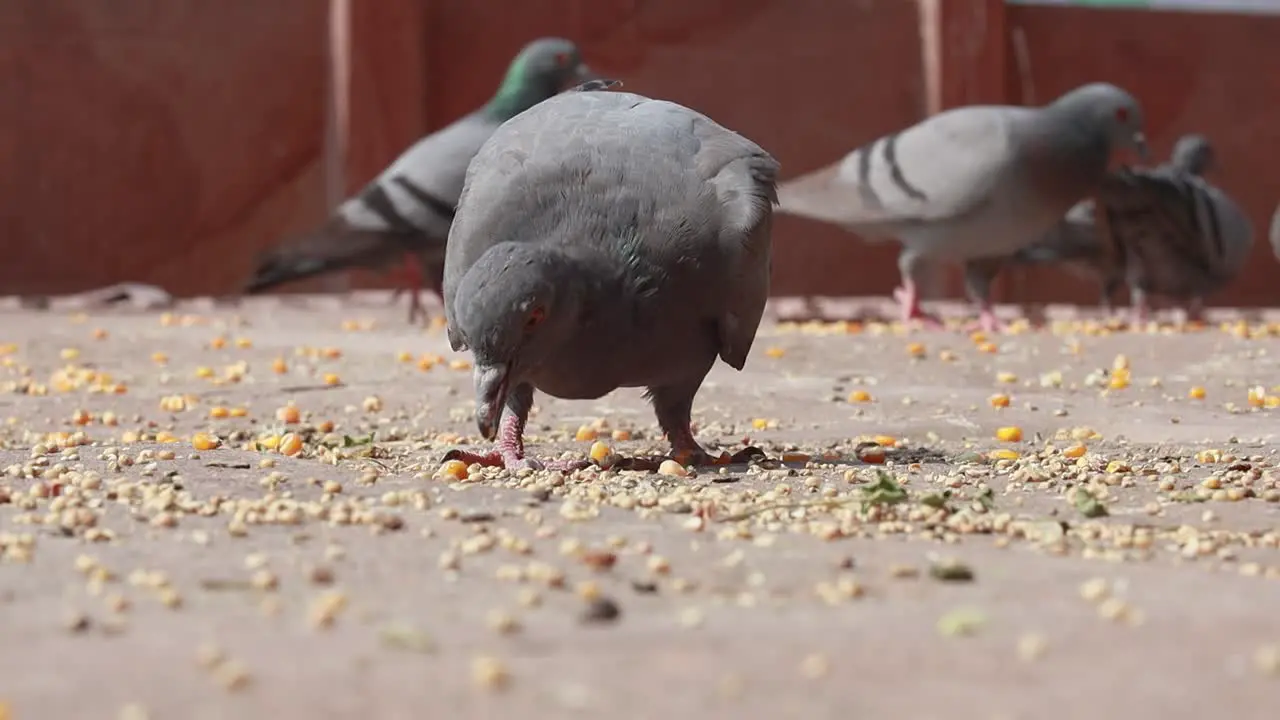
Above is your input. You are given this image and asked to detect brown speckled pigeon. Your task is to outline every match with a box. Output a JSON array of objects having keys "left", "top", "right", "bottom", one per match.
[
  {"left": 440, "top": 81, "right": 780, "bottom": 471},
  {"left": 1010, "top": 133, "right": 1232, "bottom": 318},
  {"left": 775, "top": 83, "right": 1148, "bottom": 332},
  {"left": 243, "top": 38, "right": 596, "bottom": 323}
]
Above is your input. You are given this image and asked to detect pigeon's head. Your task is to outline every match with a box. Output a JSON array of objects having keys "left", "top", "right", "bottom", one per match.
[
  {"left": 1170, "top": 134, "right": 1216, "bottom": 177},
  {"left": 452, "top": 243, "right": 583, "bottom": 440},
  {"left": 510, "top": 38, "right": 597, "bottom": 96},
  {"left": 1054, "top": 83, "right": 1148, "bottom": 162}
]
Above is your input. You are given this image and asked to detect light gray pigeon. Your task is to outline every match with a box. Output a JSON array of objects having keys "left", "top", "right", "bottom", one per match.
[
  {"left": 244, "top": 38, "right": 596, "bottom": 322},
  {"left": 1083, "top": 152, "right": 1254, "bottom": 324},
  {"left": 775, "top": 83, "right": 1148, "bottom": 332},
  {"left": 440, "top": 80, "right": 780, "bottom": 471},
  {"left": 1009, "top": 133, "right": 1217, "bottom": 310}
]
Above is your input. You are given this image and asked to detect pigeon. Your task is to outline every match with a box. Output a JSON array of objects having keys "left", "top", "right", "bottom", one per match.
[
  {"left": 1269, "top": 203, "right": 1280, "bottom": 261},
  {"left": 440, "top": 80, "right": 780, "bottom": 471},
  {"left": 775, "top": 83, "right": 1148, "bottom": 332},
  {"left": 1084, "top": 150, "right": 1253, "bottom": 324},
  {"left": 243, "top": 37, "right": 597, "bottom": 322},
  {"left": 1010, "top": 133, "right": 1217, "bottom": 310}
]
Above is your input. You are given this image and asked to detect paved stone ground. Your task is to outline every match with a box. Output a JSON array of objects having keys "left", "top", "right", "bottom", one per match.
[{"left": 2, "top": 294, "right": 1279, "bottom": 719}]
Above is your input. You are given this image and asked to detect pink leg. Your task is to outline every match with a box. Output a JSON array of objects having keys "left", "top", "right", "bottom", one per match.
[
  {"left": 892, "top": 280, "right": 945, "bottom": 329},
  {"left": 963, "top": 302, "right": 1005, "bottom": 334},
  {"left": 444, "top": 414, "right": 589, "bottom": 472}
]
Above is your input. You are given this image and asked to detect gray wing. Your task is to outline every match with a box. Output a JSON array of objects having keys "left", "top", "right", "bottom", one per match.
[
  {"left": 443, "top": 91, "right": 779, "bottom": 367},
  {"left": 338, "top": 112, "right": 501, "bottom": 242},
  {"left": 774, "top": 105, "right": 1023, "bottom": 237},
  {"left": 1099, "top": 168, "right": 1253, "bottom": 297}
]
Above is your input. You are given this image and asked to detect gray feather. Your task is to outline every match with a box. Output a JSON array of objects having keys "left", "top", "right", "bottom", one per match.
[
  {"left": 775, "top": 83, "right": 1147, "bottom": 263},
  {"left": 443, "top": 87, "right": 778, "bottom": 414},
  {"left": 1012, "top": 134, "right": 1251, "bottom": 306}
]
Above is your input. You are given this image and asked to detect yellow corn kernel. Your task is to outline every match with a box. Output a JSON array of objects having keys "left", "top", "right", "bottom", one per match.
[
  {"left": 91, "top": 328, "right": 108, "bottom": 340},
  {"left": 229, "top": 407, "right": 249, "bottom": 418},
  {"left": 996, "top": 371, "right": 1018, "bottom": 384},
  {"left": 1247, "top": 386, "right": 1266, "bottom": 408},
  {"left": 1108, "top": 368, "right": 1131, "bottom": 390},
  {"left": 396, "top": 351, "right": 414, "bottom": 363},
  {"left": 276, "top": 405, "right": 301, "bottom": 425},
  {"left": 436, "top": 459, "right": 469, "bottom": 480},
  {"left": 192, "top": 433, "right": 220, "bottom": 451},
  {"left": 589, "top": 441, "right": 612, "bottom": 463},
  {"left": 194, "top": 366, "right": 215, "bottom": 379},
  {"left": 449, "top": 359, "right": 473, "bottom": 371},
  {"left": 1063, "top": 443, "right": 1087, "bottom": 459},
  {"left": 320, "top": 347, "right": 342, "bottom": 360},
  {"left": 1112, "top": 354, "right": 1130, "bottom": 371},
  {"left": 234, "top": 338, "right": 253, "bottom": 349},
  {"left": 872, "top": 434, "right": 897, "bottom": 447},
  {"left": 209, "top": 336, "right": 227, "bottom": 350},
  {"left": 848, "top": 390, "right": 873, "bottom": 403},
  {"left": 271, "top": 357, "right": 288, "bottom": 374},
  {"left": 995, "top": 426, "right": 1023, "bottom": 442},
  {"left": 976, "top": 342, "right": 998, "bottom": 354},
  {"left": 155, "top": 431, "right": 179, "bottom": 444},
  {"left": 906, "top": 342, "right": 926, "bottom": 358},
  {"left": 151, "top": 351, "right": 169, "bottom": 365},
  {"left": 1188, "top": 386, "right": 1207, "bottom": 400},
  {"left": 658, "top": 459, "right": 690, "bottom": 477},
  {"left": 764, "top": 347, "right": 786, "bottom": 359},
  {"left": 322, "top": 373, "right": 341, "bottom": 386},
  {"left": 988, "top": 449, "right": 1020, "bottom": 460},
  {"left": 574, "top": 425, "right": 598, "bottom": 442},
  {"left": 611, "top": 429, "right": 632, "bottom": 442},
  {"left": 278, "top": 433, "right": 303, "bottom": 457},
  {"left": 988, "top": 393, "right": 1010, "bottom": 408},
  {"left": 209, "top": 406, "right": 230, "bottom": 419},
  {"left": 258, "top": 434, "right": 282, "bottom": 451},
  {"left": 60, "top": 347, "right": 80, "bottom": 361}
]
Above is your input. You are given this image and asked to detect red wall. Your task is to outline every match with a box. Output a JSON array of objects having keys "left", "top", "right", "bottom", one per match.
[{"left": 1, "top": 1, "right": 1277, "bottom": 306}]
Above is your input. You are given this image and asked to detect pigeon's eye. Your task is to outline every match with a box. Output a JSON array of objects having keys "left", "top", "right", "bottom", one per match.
[
  {"left": 554, "top": 52, "right": 570, "bottom": 67},
  {"left": 1114, "top": 106, "right": 1130, "bottom": 123},
  {"left": 526, "top": 306, "right": 547, "bottom": 329}
]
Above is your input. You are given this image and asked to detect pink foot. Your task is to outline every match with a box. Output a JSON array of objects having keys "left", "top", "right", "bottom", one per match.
[
  {"left": 893, "top": 286, "right": 945, "bottom": 329},
  {"left": 964, "top": 306, "right": 1005, "bottom": 334},
  {"left": 442, "top": 414, "right": 589, "bottom": 472},
  {"left": 442, "top": 448, "right": 589, "bottom": 472}
]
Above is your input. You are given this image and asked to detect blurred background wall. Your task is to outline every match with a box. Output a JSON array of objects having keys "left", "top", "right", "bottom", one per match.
[{"left": 1, "top": 0, "right": 1277, "bottom": 306}]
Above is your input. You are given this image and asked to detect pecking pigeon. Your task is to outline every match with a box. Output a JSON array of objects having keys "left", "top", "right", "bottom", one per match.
[
  {"left": 1009, "top": 133, "right": 1217, "bottom": 311},
  {"left": 775, "top": 83, "right": 1148, "bottom": 332},
  {"left": 1084, "top": 148, "right": 1253, "bottom": 324},
  {"left": 440, "top": 80, "right": 780, "bottom": 471},
  {"left": 243, "top": 37, "right": 597, "bottom": 323}
]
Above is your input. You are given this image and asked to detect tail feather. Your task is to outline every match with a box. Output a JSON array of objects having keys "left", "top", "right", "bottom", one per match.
[{"left": 245, "top": 217, "right": 436, "bottom": 294}]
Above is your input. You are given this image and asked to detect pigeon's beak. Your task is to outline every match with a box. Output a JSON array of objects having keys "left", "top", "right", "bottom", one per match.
[
  {"left": 1131, "top": 132, "right": 1149, "bottom": 162},
  {"left": 474, "top": 363, "right": 511, "bottom": 441},
  {"left": 573, "top": 63, "right": 600, "bottom": 84}
]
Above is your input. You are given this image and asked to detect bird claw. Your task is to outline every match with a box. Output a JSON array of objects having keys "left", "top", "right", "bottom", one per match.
[
  {"left": 964, "top": 310, "right": 1005, "bottom": 334},
  {"left": 892, "top": 286, "right": 945, "bottom": 330},
  {"left": 613, "top": 445, "right": 766, "bottom": 471},
  {"left": 441, "top": 448, "right": 589, "bottom": 472}
]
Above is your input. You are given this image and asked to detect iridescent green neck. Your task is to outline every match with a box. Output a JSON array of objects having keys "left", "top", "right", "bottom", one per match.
[{"left": 485, "top": 57, "right": 553, "bottom": 119}]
